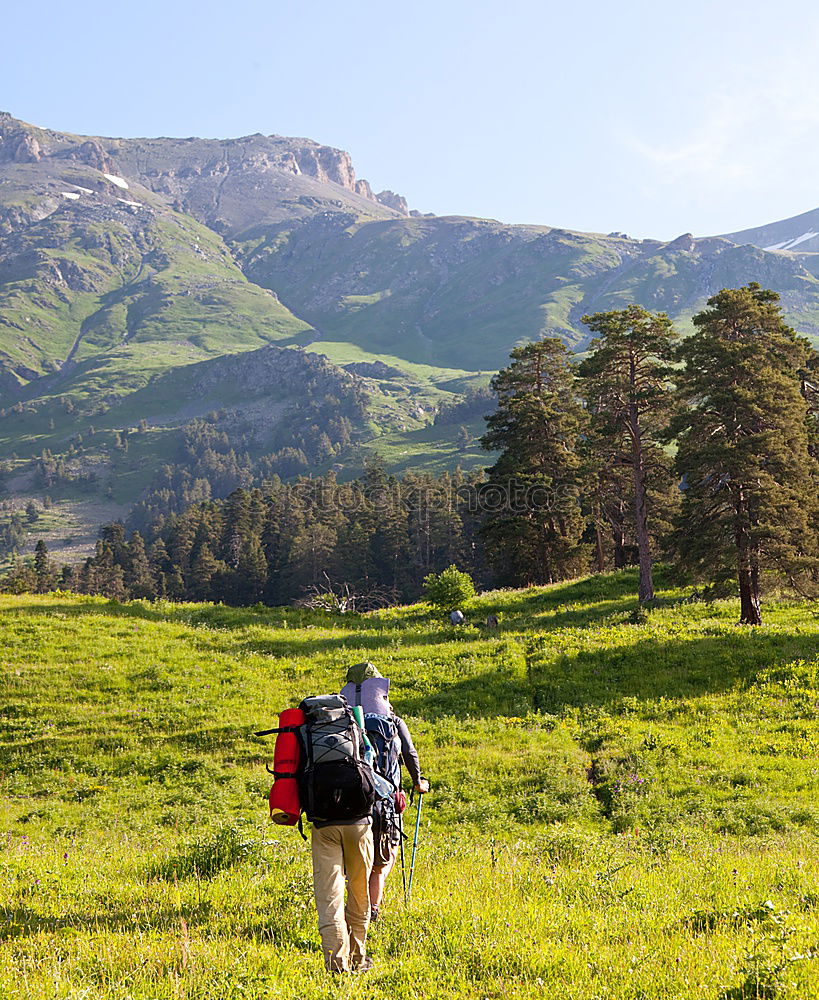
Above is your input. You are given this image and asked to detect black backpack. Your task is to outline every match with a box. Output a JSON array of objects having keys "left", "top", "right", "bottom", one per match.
[
  {"left": 364, "top": 713, "right": 404, "bottom": 865},
  {"left": 364, "top": 713, "right": 401, "bottom": 789},
  {"left": 297, "top": 694, "right": 376, "bottom": 824}
]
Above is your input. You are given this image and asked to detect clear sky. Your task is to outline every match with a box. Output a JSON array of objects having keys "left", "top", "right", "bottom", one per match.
[{"left": 5, "top": 0, "right": 819, "bottom": 240}]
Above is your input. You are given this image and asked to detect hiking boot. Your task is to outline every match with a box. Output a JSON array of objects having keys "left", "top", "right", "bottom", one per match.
[
  {"left": 352, "top": 957, "right": 373, "bottom": 973},
  {"left": 370, "top": 905, "right": 379, "bottom": 923}
]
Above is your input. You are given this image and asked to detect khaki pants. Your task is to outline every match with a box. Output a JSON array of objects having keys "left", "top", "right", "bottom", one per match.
[{"left": 311, "top": 820, "right": 373, "bottom": 972}]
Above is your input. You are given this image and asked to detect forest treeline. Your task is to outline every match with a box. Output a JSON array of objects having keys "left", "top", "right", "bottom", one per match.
[
  {"left": 8, "top": 284, "right": 819, "bottom": 623},
  {"left": 15, "top": 467, "right": 488, "bottom": 607}
]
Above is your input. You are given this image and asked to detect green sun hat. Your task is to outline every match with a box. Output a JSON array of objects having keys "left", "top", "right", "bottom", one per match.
[{"left": 345, "top": 661, "right": 383, "bottom": 683}]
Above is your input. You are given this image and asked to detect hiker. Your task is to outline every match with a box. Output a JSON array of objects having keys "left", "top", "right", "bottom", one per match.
[
  {"left": 450, "top": 608, "right": 465, "bottom": 625},
  {"left": 341, "top": 662, "right": 429, "bottom": 921},
  {"left": 260, "top": 694, "right": 383, "bottom": 973},
  {"left": 300, "top": 695, "right": 377, "bottom": 974}
]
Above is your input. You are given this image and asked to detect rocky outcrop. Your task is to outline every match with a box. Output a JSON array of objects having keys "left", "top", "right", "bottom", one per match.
[
  {"left": 376, "top": 190, "right": 409, "bottom": 215},
  {"left": 0, "top": 113, "right": 412, "bottom": 230},
  {"left": 187, "top": 342, "right": 364, "bottom": 402},
  {"left": 68, "top": 140, "right": 114, "bottom": 173},
  {"left": 0, "top": 129, "right": 42, "bottom": 163},
  {"left": 665, "top": 233, "right": 696, "bottom": 253},
  {"left": 14, "top": 133, "right": 41, "bottom": 162},
  {"left": 295, "top": 145, "right": 357, "bottom": 190},
  {"left": 344, "top": 359, "right": 403, "bottom": 379},
  {"left": 276, "top": 151, "right": 301, "bottom": 175}
]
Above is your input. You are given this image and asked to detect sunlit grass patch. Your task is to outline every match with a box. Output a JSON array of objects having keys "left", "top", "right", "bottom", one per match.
[{"left": 2, "top": 574, "right": 819, "bottom": 996}]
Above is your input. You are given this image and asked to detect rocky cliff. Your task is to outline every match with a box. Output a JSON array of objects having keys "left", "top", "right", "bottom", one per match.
[{"left": 0, "top": 113, "right": 411, "bottom": 235}]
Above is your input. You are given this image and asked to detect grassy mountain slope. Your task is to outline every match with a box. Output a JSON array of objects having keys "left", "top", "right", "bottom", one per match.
[
  {"left": 0, "top": 194, "right": 312, "bottom": 398},
  {"left": 0, "top": 341, "right": 475, "bottom": 568},
  {"left": 2, "top": 572, "right": 819, "bottom": 997},
  {"left": 239, "top": 216, "right": 819, "bottom": 372}
]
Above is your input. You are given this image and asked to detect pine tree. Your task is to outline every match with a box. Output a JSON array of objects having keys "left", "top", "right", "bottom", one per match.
[
  {"left": 671, "top": 283, "right": 819, "bottom": 624},
  {"left": 89, "top": 542, "right": 126, "bottom": 600},
  {"left": 480, "top": 339, "right": 588, "bottom": 585},
  {"left": 188, "top": 544, "right": 222, "bottom": 602},
  {"left": 125, "top": 531, "right": 155, "bottom": 600},
  {"left": 1, "top": 557, "right": 36, "bottom": 594},
  {"left": 579, "top": 305, "right": 679, "bottom": 601},
  {"left": 222, "top": 488, "right": 252, "bottom": 568},
  {"left": 33, "top": 539, "right": 55, "bottom": 593},
  {"left": 236, "top": 536, "right": 268, "bottom": 604},
  {"left": 101, "top": 522, "right": 129, "bottom": 567}
]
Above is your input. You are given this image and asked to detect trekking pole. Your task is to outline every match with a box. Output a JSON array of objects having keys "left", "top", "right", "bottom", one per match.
[
  {"left": 406, "top": 793, "right": 423, "bottom": 903},
  {"left": 399, "top": 809, "right": 407, "bottom": 901}
]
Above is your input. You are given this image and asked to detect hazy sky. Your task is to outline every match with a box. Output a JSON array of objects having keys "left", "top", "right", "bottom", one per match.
[{"left": 5, "top": 0, "right": 819, "bottom": 239}]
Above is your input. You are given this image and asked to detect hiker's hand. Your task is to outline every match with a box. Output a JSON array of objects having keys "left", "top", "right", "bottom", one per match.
[{"left": 415, "top": 779, "right": 430, "bottom": 794}]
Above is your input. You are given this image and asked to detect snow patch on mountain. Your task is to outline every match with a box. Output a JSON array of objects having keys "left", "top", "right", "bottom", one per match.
[
  {"left": 103, "top": 173, "right": 129, "bottom": 190},
  {"left": 764, "top": 230, "right": 819, "bottom": 252}
]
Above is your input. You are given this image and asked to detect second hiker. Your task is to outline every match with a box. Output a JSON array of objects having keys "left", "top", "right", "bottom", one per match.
[{"left": 340, "top": 661, "right": 429, "bottom": 921}]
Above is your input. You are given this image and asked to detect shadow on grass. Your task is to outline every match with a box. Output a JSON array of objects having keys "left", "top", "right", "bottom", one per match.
[
  {"left": 0, "top": 902, "right": 321, "bottom": 951},
  {"left": 144, "top": 826, "right": 266, "bottom": 881},
  {"left": 0, "top": 901, "right": 214, "bottom": 942},
  {"left": 3, "top": 598, "right": 340, "bottom": 631},
  {"left": 397, "top": 630, "right": 819, "bottom": 721},
  {"left": 6, "top": 568, "right": 654, "bottom": 640}
]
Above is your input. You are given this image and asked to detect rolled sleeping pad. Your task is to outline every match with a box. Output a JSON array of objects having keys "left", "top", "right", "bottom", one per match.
[
  {"left": 268, "top": 707, "right": 305, "bottom": 825},
  {"left": 340, "top": 676, "right": 391, "bottom": 716}
]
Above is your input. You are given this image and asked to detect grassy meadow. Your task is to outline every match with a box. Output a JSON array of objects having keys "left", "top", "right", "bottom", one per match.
[{"left": 2, "top": 571, "right": 819, "bottom": 998}]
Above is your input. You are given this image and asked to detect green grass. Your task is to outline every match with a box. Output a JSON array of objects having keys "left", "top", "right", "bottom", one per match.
[
  {"left": 2, "top": 571, "right": 819, "bottom": 997},
  {"left": 354, "top": 416, "right": 490, "bottom": 476}
]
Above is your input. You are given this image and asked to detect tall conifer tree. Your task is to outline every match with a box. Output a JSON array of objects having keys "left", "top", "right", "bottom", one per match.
[
  {"left": 579, "top": 305, "right": 678, "bottom": 601},
  {"left": 671, "top": 283, "right": 819, "bottom": 624},
  {"left": 481, "top": 339, "right": 588, "bottom": 585},
  {"left": 33, "top": 539, "right": 55, "bottom": 594}
]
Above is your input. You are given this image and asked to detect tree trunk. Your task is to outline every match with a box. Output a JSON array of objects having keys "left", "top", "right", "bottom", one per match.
[
  {"left": 738, "top": 564, "right": 762, "bottom": 625},
  {"left": 613, "top": 524, "right": 627, "bottom": 568},
  {"left": 628, "top": 409, "right": 655, "bottom": 602},
  {"left": 595, "top": 523, "right": 605, "bottom": 573},
  {"left": 735, "top": 496, "right": 762, "bottom": 625}
]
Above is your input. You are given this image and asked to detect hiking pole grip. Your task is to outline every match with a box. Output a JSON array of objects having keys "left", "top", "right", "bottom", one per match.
[{"left": 406, "top": 793, "right": 423, "bottom": 903}]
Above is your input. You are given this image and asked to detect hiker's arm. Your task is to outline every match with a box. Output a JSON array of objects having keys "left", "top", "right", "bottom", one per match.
[{"left": 396, "top": 717, "right": 428, "bottom": 792}]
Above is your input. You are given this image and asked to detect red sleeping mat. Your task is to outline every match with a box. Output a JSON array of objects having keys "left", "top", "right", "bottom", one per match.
[{"left": 269, "top": 707, "right": 305, "bottom": 825}]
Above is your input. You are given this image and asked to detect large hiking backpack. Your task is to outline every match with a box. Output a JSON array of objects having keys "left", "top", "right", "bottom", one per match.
[
  {"left": 297, "top": 694, "right": 376, "bottom": 824},
  {"left": 342, "top": 678, "right": 404, "bottom": 865}
]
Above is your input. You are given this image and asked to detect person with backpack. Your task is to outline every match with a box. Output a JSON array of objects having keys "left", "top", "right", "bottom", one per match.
[
  {"left": 297, "top": 694, "right": 378, "bottom": 974},
  {"left": 340, "top": 662, "right": 430, "bottom": 921}
]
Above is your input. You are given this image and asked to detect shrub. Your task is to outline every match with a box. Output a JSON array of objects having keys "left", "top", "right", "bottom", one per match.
[{"left": 422, "top": 565, "right": 476, "bottom": 610}]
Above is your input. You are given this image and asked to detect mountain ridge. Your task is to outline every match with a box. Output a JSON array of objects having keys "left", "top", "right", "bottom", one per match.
[
  {"left": 4, "top": 111, "right": 819, "bottom": 563},
  {"left": 720, "top": 204, "right": 819, "bottom": 254},
  {"left": 0, "top": 111, "right": 413, "bottom": 231}
]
